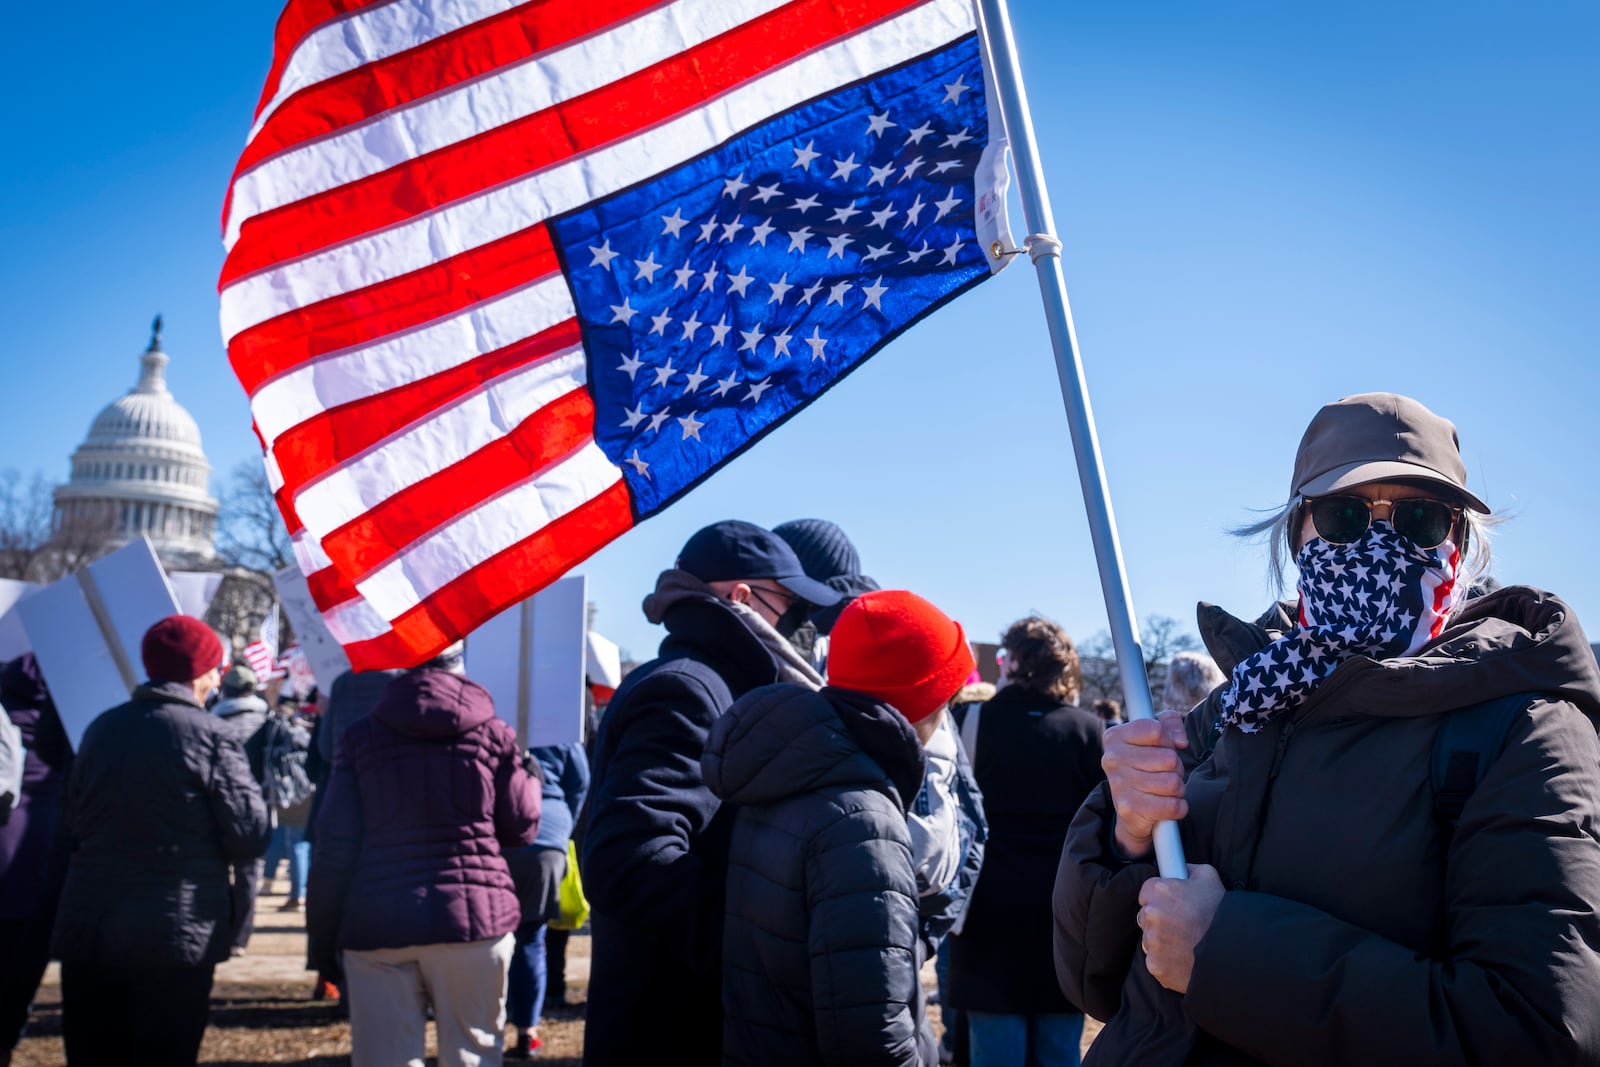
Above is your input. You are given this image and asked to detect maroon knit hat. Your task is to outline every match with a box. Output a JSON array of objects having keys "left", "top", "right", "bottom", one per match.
[
  {"left": 827, "top": 590, "right": 976, "bottom": 723},
  {"left": 141, "top": 615, "right": 225, "bottom": 683}
]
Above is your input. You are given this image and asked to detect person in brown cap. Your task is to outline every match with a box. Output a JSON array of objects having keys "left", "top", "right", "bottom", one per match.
[
  {"left": 51, "top": 616, "right": 270, "bottom": 1066},
  {"left": 1055, "top": 393, "right": 1600, "bottom": 1065}
]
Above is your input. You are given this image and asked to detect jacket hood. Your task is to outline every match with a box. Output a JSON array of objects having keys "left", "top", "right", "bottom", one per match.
[
  {"left": 1202, "top": 586, "right": 1600, "bottom": 725},
  {"left": 213, "top": 693, "right": 269, "bottom": 718},
  {"left": 372, "top": 667, "right": 498, "bottom": 740},
  {"left": 643, "top": 570, "right": 786, "bottom": 698},
  {"left": 133, "top": 680, "right": 204, "bottom": 708},
  {"left": 704, "top": 684, "right": 925, "bottom": 809}
]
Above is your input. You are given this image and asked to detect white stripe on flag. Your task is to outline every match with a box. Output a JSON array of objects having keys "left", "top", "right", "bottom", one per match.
[
  {"left": 249, "top": 274, "right": 575, "bottom": 442},
  {"left": 250, "top": 0, "right": 525, "bottom": 141},
  {"left": 354, "top": 441, "right": 621, "bottom": 618},
  {"left": 320, "top": 591, "right": 395, "bottom": 647},
  {"left": 290, "top": 347, "right": 588, "bottom": 534},
  {"left": 291, "top": 530, "right": 333, "bottom": 574},
  {"left": 227, "top": 0, "right": 795, "bottom": 245},
  {"left": 220, "top": 0, "right": 977, "bottom": 340}
]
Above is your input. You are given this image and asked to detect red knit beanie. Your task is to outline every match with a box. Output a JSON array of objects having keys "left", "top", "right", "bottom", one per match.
[
  {"left": 827, "top": 590, "right": 976, "bottom": 723},
  {"left": 141, "top": 615, "right": 225, "bottom": 683}
]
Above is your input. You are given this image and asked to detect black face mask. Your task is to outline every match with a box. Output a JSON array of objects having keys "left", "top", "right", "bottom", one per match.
[
  {"left": 773, "top": 600, "right": 812, "bottom": 639},
  {"left": 750, "top": 587, "right": 811, "bottom": 639}
]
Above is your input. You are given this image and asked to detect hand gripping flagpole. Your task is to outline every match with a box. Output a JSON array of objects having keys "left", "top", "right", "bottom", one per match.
[{"left": 976, "top": 0, "right": 1187, "bottom": 879}]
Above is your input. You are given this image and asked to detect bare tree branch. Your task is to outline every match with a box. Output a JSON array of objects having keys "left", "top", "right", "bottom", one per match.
[
  {"left": 1076, "top": 615, "right": 1200, "bottom": 708},
  {"left": 0, "top": 470, "right": 122, "bottom": 582},
  {"left": 216, "top": 460, "right": 292, "bottom": 573},
  {"left": 1078, "top": 630, "right": 1122, "bottom": 705},
  {"left": 0, "top": 470, "right": 58, "bottom": 580}
]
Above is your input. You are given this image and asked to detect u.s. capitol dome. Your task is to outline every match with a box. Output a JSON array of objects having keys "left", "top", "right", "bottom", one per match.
[{"left": 53, "top": 317, "right": 218, "bottom": 565}]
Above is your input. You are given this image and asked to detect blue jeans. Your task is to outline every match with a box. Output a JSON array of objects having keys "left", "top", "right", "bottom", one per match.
[
  {"left": 935, "top": 937, "right": 967, "bottom": 1059},
  {"left": 968, "top": 1011, "right": 1083, "bottom": 1067},
  {"left": 262, "top": 823, "right": 310, "bottom": 901},
  {"left": 506, "top": 920, "right": 548, "bottom": 1030}
]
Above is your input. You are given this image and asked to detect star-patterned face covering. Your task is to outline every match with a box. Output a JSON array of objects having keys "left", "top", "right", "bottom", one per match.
[{"left": 1217, "top": 520, "right": 1462, "bottom": 733}]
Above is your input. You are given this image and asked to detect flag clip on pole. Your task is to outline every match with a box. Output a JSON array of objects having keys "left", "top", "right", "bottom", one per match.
[{"left": 976, "top": 0, "right": 1187, "bottom": 879}]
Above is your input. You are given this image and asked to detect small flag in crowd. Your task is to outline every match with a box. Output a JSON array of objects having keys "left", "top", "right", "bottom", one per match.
[
  {"left": 242, "top": 640, "right": 276, "bottom": 679},
  {"left": 243, "top": 604, "right": 281, "bottom": 678},
  {"left": 221, "top": 0, "right": 1014, "bottom": 669},
  {"left": 259, "top": 602, "right": 279, "bottom": 660}
]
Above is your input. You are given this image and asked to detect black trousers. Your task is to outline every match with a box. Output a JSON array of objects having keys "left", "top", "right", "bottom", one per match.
[
  {"left": 60, "top": 962, "right": 214, "bottom": 1067},
  {"left": 230, "top": 858, "right": 263, "bottom": 949},
  {"left": 545, "top": 926, "right": 570, "bottom": 1001},
  {"left": 0, "top": 917, "right": 54, "bottom": 1050}
]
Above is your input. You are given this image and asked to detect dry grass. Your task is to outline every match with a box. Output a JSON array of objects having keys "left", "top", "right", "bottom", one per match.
[{"left": 13, "top": 877, "right": 1100, "bottom": 1064}]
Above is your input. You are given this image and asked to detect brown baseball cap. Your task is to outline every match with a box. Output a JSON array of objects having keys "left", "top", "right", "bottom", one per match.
[{"left": 1291, "top": 393, "right": 1490, "bottom": 512}]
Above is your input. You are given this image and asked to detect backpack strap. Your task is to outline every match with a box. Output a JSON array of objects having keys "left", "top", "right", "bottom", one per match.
[{"left": 1432, "top": 692, "right": 1543, "bottom": 827}]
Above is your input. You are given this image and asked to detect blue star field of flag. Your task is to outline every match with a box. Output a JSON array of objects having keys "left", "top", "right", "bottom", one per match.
[{"left": 551, "top": 37, "right": 996, "bottom": 516}]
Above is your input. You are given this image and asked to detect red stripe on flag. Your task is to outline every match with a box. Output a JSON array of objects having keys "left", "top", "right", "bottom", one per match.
[
  {"left": 319, "top": 388, "right": 597, "bottom": 580},
  {"left": 340, "top": 480, "right": 634, "bottom": 670},
  {"left": 307, "top": 562, "right": 360, "bottom": 613},
  {"left": 234, "top": 0, "right": 665, "bottom": 180},
  {"left": 269, "top": 319, "right": 583, "bottom": 491},
  {"left": 250, "top": 0, "right": 398, "bottom": 121},
  {"left": 223, "top": 0, "right": 927, "bottom": 281},
  {"left": 226, "top": 0, "right": 400, "bottom": 236},
  {"left": 227, "top": 225, "right": 558, "bottom": 396}
]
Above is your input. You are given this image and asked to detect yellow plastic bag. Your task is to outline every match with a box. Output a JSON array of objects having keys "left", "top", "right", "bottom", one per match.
[{"left": 550, "top": 840, "right": 590, "bottom": 931}]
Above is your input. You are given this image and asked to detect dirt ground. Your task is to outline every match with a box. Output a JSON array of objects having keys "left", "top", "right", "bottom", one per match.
[{"left": 13, "top": 872, "right": 1101, "bottom": 1065}]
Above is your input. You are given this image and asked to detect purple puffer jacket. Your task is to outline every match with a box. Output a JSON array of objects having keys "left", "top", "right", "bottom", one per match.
[{"left": 307, "top": 668, "right": 540, "bottom": 960}]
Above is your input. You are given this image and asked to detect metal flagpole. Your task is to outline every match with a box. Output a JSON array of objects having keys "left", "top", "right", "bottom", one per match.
[{"left": 976, "top": 0, "right": 1187, "bottom": 879}]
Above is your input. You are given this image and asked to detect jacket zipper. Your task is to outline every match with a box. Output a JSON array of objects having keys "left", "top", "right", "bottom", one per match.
[
  {"left": 1267, "top": 721, "right": 1297, "bottom": 781},
  {"left": 1242, "top": 720, "right": 1298, "bottom": 890}
]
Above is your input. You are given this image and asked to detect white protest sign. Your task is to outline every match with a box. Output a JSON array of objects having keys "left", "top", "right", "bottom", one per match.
[
  {"left": 273, "top": 566, "right": 352, "bottom": 693},
  {"left": 586, "top": 630, "right": 622, "bottom": 688},
  {"left": 168, "top": 571, "right": 225, "bottom": 620},
  {"left": 18, "top": 538, "right": 183, "bottom": 749},
  {"left": 0, "top": 580, "right": 40, "bottom": 662},
  {"left": 465, "top": 575, "right": 587, "bottom": 748}
]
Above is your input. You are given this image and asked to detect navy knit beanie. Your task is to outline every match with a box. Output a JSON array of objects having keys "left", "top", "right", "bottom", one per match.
[{"left": 773, "top": 519, "right": 861, "bottom": 581}]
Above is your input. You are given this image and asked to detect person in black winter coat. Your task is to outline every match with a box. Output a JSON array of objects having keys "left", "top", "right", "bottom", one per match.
[
  {"left": 52, "top": 616, "right": 271, "bottom": 1067},
  {"left": 212, "top": 664, "right": 273, "bottom": 954},
  {"left": 704, "top": 589, "right": 978, "bottom": 1067},
  {"left": 773, "top": 518, "right": 987, "bottom": 951},
  {"left": 1054, "top": 394, "right": 1600, "bottom": 1066},
  {"left": 950, "top": 616, "right": 1105, "bottom": 1067},
  {"left": 580, "top": 521, "right": 840, "bottom": 1067}
]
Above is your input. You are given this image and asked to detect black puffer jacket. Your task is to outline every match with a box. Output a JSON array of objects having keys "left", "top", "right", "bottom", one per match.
[
  {"left": 580, "top": 585, "right": 784, "bottom": 1067},
  {"left": 53, "top": 681, "right": 271, "bottom": 968},
  {"left": 1054, "top": 586, "right": 1600, "bottom": 1066},
  {"left": 704, "top": 684, "right": 935, "bottom": 1067}
]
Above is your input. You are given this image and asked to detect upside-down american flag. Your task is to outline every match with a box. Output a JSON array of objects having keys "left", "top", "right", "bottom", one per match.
[{"left": 222, "top": 0, "right": 1015, "bottom": 669}]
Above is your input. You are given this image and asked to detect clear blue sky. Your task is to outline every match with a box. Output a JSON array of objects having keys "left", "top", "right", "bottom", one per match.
[{"left": 2, "top": 2, "right": 1595, "bottom": 664}]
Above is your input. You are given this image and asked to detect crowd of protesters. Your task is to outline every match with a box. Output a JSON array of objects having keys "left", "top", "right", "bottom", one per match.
[{"left": 2, "top": 390, "right": 1600, "bottom": 1066}]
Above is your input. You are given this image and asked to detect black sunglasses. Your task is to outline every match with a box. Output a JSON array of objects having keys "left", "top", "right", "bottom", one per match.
[{"left": 1304, "top": 495, "right": 1463, "bottom": 550}]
